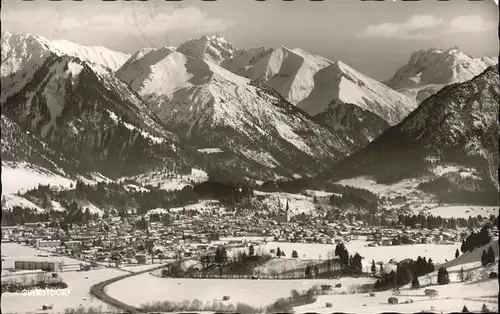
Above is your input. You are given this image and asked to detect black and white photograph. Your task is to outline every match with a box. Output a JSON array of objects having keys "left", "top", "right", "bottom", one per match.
[{"left": 1, "top": 0, "right": 499, "bottom": 313}]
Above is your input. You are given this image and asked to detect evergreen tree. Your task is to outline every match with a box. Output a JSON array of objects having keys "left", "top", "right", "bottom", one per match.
[
  {"left": 305, "top": 264, "right": 312, "bottom": 279},
  {"left": 437, "top": 267, "right": 450, "bottom": 285},
  {"left": 481, "top": 303, "right": 489, "bottom": 313},
  {"left": 481, "top": 249, "right": 488, "bottom": 266},
  {"left": 462, "top": 305, "right": 469, "bottom": 313},
  {"left": 487, "top": 246, "right": 495, "bottom": 264},
  {"left": 427, "top": 258, "right": 435, "bottom": 273},
  {"left": 371, "top": 259, "right": 377, "bottom": 275},
  {"left": 292, "top": 250, "right": 299, "bottom": 258},
  {"left": 458, "top": 267, "right": 465, "bottom": 282},
  {"left": 249, "top": 245, "right": 255, "bottom": 256},
  {"left": 276, "top": 247, "right": 282, "bottom": 258},
  {"left": 455, "top": 248, "right": 460, "bottom": 259},
  {"left": 314, "top": 265, "right": 319, "bottom": 279},
  {"left": 411, "top": 275, "right": 420, "bottom": 289}
]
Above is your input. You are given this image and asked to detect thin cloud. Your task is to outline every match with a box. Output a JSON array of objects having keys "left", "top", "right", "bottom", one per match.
[
  {"left": 2, "top": 5, "right": 231, "bottom": 40},
  {"left": 358, "top": 14, "right": 494, "bottom": 40},
  {"left": 447, "top": 15, "right": 495, "bottom": 34}
]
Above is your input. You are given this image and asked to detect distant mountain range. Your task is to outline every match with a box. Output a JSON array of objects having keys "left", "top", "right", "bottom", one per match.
[
  {"left": 1, "top": 31, "right": 497, "bottom": 204},
  {"left": 385, "top": 47, "right": 497, "bottom": 103},
  {"left": 223, "top": 44, "right": 417, "bottom": 125}
]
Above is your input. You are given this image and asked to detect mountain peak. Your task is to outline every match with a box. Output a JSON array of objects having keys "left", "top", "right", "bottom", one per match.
[
  {"left": 176, "top": 34, "right": 235, "bottom": 65},
  {"left": 386, "top": 46, "right": 497, "bottom": 102}
]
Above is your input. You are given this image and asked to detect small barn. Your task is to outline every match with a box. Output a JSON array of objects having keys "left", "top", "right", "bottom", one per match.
[
  {"left": 321, "top": 285, "right": 333, "bottom": 293},
  {"left": 388, "top": 297, "right": 398, "bottom": 304}
]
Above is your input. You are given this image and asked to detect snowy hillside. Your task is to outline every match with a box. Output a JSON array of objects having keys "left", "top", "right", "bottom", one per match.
[
  {"left": 117, "top": 47, "right": 353, "bottom": 179},
  {"left": 1, "top": 161, "right": 74, "bottom": 195},
  {"left": 223, "top": 45, "right": 417, "bottom": 125},
  {"left": 1, "top": 31, "right": 130, "bottom": 102},
  {"left": 313, "top": 100, "right": 391, "bottom": 151},
  {"left": 1, "top": 114, "right": 77, "bottom": 176},
  {"left": 385, "top": 47, "right": 497, "bottom": 102},
  {"left": 321, "top": 66, "right": 499, "bottom": 206},
  {"left": 294, "top": 239, "right": 498, "bottom": 314},
  {"left": 2, "top": 54, "right": 185, "bottom": 178}
]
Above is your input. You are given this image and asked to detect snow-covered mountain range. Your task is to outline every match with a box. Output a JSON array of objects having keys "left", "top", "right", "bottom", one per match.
[
  {"left": 2, "top": 53, "right": 186, "bottom": 179},
  {"left": 116, "top": 45, "right": 352, "bottom": 179},
  {"left": 385, "top": 47, "right": 497, "bottom": 103},
  {"left": 222, "top": 45, "right": 418, "bottom": 125},
  {"left": 2, "top": 30, "right": 497, "bottom": 199},
  {"left": 1, "top": 31, "right": 130, "bottom": 102},
  {"left": 321, "top": 66, "right": 499, "bottom": 203}
]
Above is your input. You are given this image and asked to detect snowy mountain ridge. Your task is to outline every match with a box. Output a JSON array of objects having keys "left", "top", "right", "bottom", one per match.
[
  {"left": 222, "top": 44, "right": 418, "bottom": 125},
  {"left": 177, "top": 34, "right": 235, "bottom": 65},
  {"left": 2, "top": 53, "right": 187, "bottom": 179},
  {"left": 1, "top": 31, "right": 131, "bottom": 102},
  {"left": 320, "top": 66, "right": 499, "bottom": 204},
  {"left": 117, "top": 47, "right": 353, "bottom": 179},
  {"left": 385, "top": 46, "right": 498, "bottom": 102}
]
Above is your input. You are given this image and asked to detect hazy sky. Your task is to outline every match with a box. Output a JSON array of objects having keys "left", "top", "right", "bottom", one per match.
[{"left": 2, "top": 0, "right": 498, "bottom": 80}]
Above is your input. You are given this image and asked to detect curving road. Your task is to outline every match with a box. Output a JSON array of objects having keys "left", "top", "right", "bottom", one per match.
[{"left": 90, "top": 263, "right": 172, "bottom": 314}]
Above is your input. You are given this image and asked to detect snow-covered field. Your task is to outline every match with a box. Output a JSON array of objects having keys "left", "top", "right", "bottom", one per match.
[
  {"left": 336, "top": 176, "right": 427, "bottom": 199},
  {"left": 2, "top": 194, "right": 44, "bottom": 212},
  {"left": 294, "top": 279, "right": 498, "bottom": 314},
  {"left": 1, "top": 162, "right": 74, "bottom": 195},
  {"left": 294, "top": 240, "right": 499, "bottom": 314},
  {"left": 1, "top": 243, "right": 126, "bottom": 313},
  {"left": 106, "top": 274, "right": 372, "bottom": 308},
  {"left": 336, "top": 176, "right": 498, "bottom": 217},
  {"left": 1, "top": 243, "right": 87, "bottom": 271},
  {"left": 253, "top": 241, "right": 461, "bottom": 270},
  {"left": 147, "top": 200, "right": 226, "bottom": 216},
  {"left": 1, "top": 268, "right": 124, "bottom": 314},
  {"left": 129, "top": 168, "right": 208, "bottom": 191},
  {"left": 424, "top": 205, "right": 499, "bottom": 219}
]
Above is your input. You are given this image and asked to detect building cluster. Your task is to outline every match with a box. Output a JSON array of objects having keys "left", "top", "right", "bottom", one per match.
[{"left": 2, "top": 209, "right": 498, "bottom": 268}]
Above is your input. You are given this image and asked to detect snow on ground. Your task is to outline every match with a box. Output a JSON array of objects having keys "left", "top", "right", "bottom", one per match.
[
  {"left": 336, "top": 176, "right": 424, "bottom": 198},
  {"left": 253, "top": 241, "right": 461, "bottom": 271},
  {"left": 424, "top": 205, "right": 498, "bottom": 219},
  {"left": 1, "top": 243, "right": 88, "bottom": 270},
  {"left": 253, "top": 190, "right": 316, "bottom": 215},
  {"left": 294, "top": 239, "right": 499, "bottom": 314},
  {"left": 2, "top": 194, "right": 44, "bottom": 212},
  {"left": 119, "top": 262, "right": 173, "bottom": 273},
  {"left": 335, "top": 176, "right": 496, "bottom": 217},
  {"left": 274, "top": 120, "right": 313, "bottom": 155},
  {"left": 305, "top": 190, "right": 336, "bottom": 198},
  {"left": 106, "top": 274, "right": 365, "bottom": 309},
  {"left": 1, "top": 161, "right": 74, "bottom": 195},
  {"left": 294, "top": 279, "right": 498, "bottom": 314},
  {"left": 147, "top": 200, "right": 225, "bottom": 215},
  {"left": 1, "top": 243, "right": 126, "bottom": 313},
  {"left": 197, "top": 148, "right": 223, "bottom": 154},
  {"left": 1, "top": 268, "right": 124, "bottom": 314},
  {"left": 123, "top": 184, "right": 150, "bottom": 193},
  {"left": 77, "top": 172, "right": 114, "bottom": 186},
  {"left": 50, "top": 200, "right": 67, "bottom": 212},
  {"left": 240, "top": 148, "right": 280, "bottom": 168},
  {"left": 440, "top": 239, "right": 498, "bottom": 269},
  {"left": 80, "top": 201, "right": 104, "bottom": 216},
  {"left": 130, "top": 168, "right": 208, "bottom": 191},
  {"left": 219, "top": 236, "right": 275, "bottom": 242}
]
